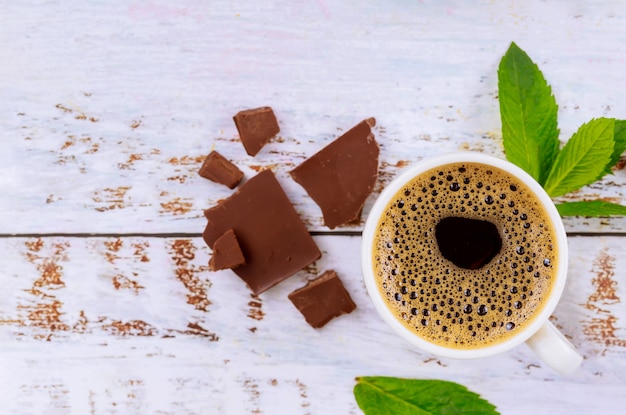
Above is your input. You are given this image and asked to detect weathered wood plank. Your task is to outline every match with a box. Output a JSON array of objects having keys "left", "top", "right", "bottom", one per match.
[
  {"left": 2, "top": 1, "right": 626, "bottom": 414},
  {"left": 2, "top": 1, "right": 626, "bottom": 234},
  {"left": 0, "top": 235, "right": 624, "bottom": 413}
]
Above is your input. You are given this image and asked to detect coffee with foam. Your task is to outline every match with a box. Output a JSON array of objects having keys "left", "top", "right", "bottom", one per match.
[{"left": 372, "top": 162, "right": 558, "bottom": 349}]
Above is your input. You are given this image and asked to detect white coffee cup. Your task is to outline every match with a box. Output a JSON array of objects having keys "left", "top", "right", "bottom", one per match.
[{"left": 361, "top": 152, "right": 582, "bottom": 375}]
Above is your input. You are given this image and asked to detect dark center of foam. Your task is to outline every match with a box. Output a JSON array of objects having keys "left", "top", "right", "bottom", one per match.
[{"left": 435, "top": 217, "right": 502, "bottom": 270}]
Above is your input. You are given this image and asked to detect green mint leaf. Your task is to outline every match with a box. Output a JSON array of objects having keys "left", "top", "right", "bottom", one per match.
[
  {"left": 556, "top": 200, "right": 626, "bottom": 217},
  {"left": 594, "top": 119, "right": 626, "bottom": 180},
  {"left": 543, "top": 118, "right": 615, "bottom": 197},
  {"left": 498, "top": 41, "right": 560, "bottom": 185},
  {"left": 354, "top": 377, "right": 500, "bottom": 415},
  {"left": 599, "top": 119, "right": 626, "bottom": 179}
]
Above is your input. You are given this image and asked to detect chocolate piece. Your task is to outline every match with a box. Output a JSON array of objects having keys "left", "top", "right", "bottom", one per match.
[
  {"left": 288, "top": 270, "right": 356, "bottom": 328},
  {"left": 209, "top": 229, "right": 245, "bottom": 271},
  {"left": 203, "top": 169, "right": 321, "bottom": 295},
  {"left": 198, "top": 151, "right": 244, "bottom": 189},
  {"left": 289, "top": 118, "right": 379, "bottom": 229},
  {"left": 233, "top": 107, "right": 280, "bottom": 156}
]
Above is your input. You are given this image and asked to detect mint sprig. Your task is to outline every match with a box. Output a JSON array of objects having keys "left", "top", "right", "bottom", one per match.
[
  {"left": 354, "top": 377, "right": 500, "bottom": 415},
  {"left": 498, "top": 42, "right": 626, "bottom": 216}
]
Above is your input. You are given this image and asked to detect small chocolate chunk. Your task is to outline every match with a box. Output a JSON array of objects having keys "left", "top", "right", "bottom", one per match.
[
  {"left": 209, "top": 229, "right": 245, "bottom": 271},
  {"left": 198, "top": 151, "right": 244, "bottom": 189},
  {"left": 289, "top": 118, "right": 379, "bottom": 229},
  {"left": 233, "top": 107, "right": 280, "bottom": 156},
  {"left": 203, "top": 169, "right": 321, "bottom": 295},
  {"left": 288, "top": 270, "right": 356, "bottom": 328}
]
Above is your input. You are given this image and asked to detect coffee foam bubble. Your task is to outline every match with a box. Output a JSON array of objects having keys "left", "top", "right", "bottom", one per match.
[{"left": 373, "top": 162, "right": 558, "bottom": 349}]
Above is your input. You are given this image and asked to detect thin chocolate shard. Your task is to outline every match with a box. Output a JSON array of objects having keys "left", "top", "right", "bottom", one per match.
[
  {"left": 198, "top": 151, "right": 244, "bottom": 189},
  {"left": 288, "top": 270, "right": 357, "bottom": 328},
  {"left": 203, "top": 169, "right": 321, "bottom": 295},
  {"left": 233, "top": 107, "right": 280, "bottom": 156},
  {"left": 289, "top": 118, "right": 379, "bottom": 229},
  {"left": 209, "top": 229, "right": 245, "bottom": 271}
]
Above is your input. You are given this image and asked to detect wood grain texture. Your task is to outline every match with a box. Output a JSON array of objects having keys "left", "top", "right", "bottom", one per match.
[
  {"left": 2, "top": 1, "right": 626, "bottom": 414},
  {"left": 0, "top": 235, "right": 625, "bottom": 413},
  {"left": 2, "top": 1, "right": 626, "bottom": 234}
]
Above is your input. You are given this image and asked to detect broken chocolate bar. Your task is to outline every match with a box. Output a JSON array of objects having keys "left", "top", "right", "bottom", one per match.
[
  {"left": 198, "top": 150, "right": 244, "bottom": 189},
  {"left": 209, "top": 229, "right": 245, "bottom": 271},
  {"left": 289, "top": 118, "right": 379, "bottom": 229},
  {"left": 233, "top": 107, "right": 280, "bottom": 156},
  {"left": 203, "top": 169, "right": 321, "bottom": 295},
  {"left": 288, "top": 270, "right": 356, "bottom": 328}
]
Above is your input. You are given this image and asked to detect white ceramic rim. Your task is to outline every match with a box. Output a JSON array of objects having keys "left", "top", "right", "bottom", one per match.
[{"left": 361, "top": 152, "right": 569, "bottom": 359}]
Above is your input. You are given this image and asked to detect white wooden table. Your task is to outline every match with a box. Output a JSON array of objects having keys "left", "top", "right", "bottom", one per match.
[{"left": 2, "top": 1, "right": 626, "bottom": 413}]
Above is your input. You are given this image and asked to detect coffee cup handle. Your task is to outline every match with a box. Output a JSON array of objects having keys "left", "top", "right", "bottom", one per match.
[{"left": 525, "top": 321, "right": 583, "bottom": 375}]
